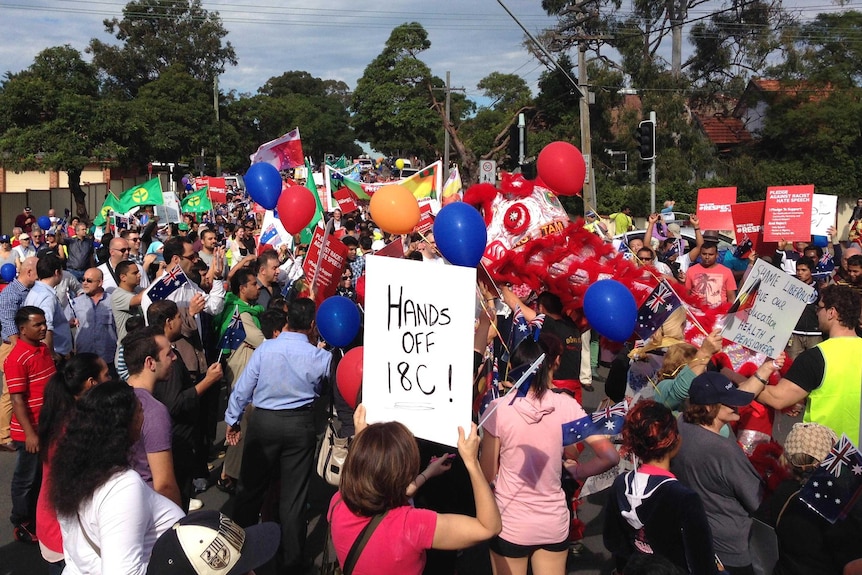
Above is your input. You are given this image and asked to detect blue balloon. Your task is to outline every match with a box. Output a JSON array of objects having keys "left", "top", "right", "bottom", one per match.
[
  {"left": 244, "top": 162, "right": 283, "bottom": 210},
  {"left": 316, "top": 296, "right": 361, "bottom": 348},
  {"left": 432, "top": 203, "right": 488, "bottom": 267},
  {"left": 812, "top": 235, "right": 829, "bottom": 248},
  {"left": 1, "top": 263, "right": 16, "bottom": 283},
  {"left": 583, "top": 280, "right": 637, "bottom": 342},
  {"left": 37, "top": 216, "right": 52, "bottom": 230}
]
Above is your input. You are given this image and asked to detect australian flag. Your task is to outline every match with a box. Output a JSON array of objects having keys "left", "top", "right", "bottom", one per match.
[
  {"left": 814, "top": 252, "right": 835, "bottom": 283},
  {"left": 477, "top": 352, "right": 500, "bottom": 417},
  {"left": 509, "top": 306, "right": 545, "bottom": 352},
  {"left": 146, "top": 265, "right": 189, "bottom": 302},
  {"left": 219, "top": 307, "right": 247, "bottom": 352},
  {"left": 562, "top": 401, "right": 628, "bottom": 446},
  {"left": 799, "top": 434, "right": 862, "bottom": 523},
  {"left": 635, "top": 280, "right": 682, "bottom": 340},
  {"left": 562, "top": 414, "right": 596, "bottom": 446}
]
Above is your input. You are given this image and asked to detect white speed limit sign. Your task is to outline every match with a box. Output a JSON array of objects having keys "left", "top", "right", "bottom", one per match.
[{"left": 479, "top": 160, "right": 497, "bottom": 184}]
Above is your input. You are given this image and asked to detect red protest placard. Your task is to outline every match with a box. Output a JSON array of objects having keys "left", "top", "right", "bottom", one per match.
[
  {"left": 333, "top": 189, "right": 359, "bottom": 214},
  {"left": 696, "top": 187, "right": 737, "bottom": 230},
  {"left": 207, "top": 177, "right": 227, "bottom": 203},
  {"left": 303, "top": 225, "right": 349, "bottom": 305},
  {"left": 415, "top": 202, "right": 434, "bottom": 234},
  {"left": 374, "top": 239, "right": 405, "bottom": 259},
  {"left": 763, "top": 185, "right": 814, "bottom": 242},
  {"left": 730, "top": 201, "right": 778, "bottom": 257}
]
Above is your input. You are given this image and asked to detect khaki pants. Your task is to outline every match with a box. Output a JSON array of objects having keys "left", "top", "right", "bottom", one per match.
[{"left": 0, "top": 341, "right": 15, "bottom": 445}]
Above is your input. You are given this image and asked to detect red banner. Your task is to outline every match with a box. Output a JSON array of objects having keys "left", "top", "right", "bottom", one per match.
[
  {"left": 764, "top": 185, "right": 814, "bottom": 242},
  {"left": 194, "top": 177, "right": 227, "bottom": 204},
  {"left": 333, "top": 189, "right": 359, "bottom": 215},
  {"left": 730, "top": 201, "right": 778, "bottom": 257},
  {"left": 415, "top": 202, "right": 434, "bottom": 234},
  {"left": 696, "top": 187, "right": 737, "bottom": 230},
  {"left": 303, "top": 225, "right": 349, "bottom": 305}
]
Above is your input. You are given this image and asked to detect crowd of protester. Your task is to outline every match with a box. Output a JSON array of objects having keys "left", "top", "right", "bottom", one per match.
[{"left": 0, "top": 191, "right": 860, "bottom": 575}]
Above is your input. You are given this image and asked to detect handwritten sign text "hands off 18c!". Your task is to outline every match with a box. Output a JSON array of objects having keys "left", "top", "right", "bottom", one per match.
[{"left": 362, "top": 256, "right": 476, "bottom": 447}]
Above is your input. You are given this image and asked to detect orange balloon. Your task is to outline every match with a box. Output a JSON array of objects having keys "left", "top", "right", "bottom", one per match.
[{"left": 369, "top": 184, "right": 420, "bottom": 235}]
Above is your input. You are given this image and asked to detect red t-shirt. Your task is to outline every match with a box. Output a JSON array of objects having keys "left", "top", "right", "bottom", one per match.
[
  {"left": 328, "top": 493, "right": 437, "bottom": 575},
  {"left": 4, "top": 339, "right": 56, "bottom": 442}
]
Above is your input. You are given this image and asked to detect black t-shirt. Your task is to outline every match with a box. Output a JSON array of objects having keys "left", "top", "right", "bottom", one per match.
[
  {"left": 784, "top": 347, "right": 826, "bottom": 393},
  {"left": 542, "top": 316, "right": 582, "bottom": 380}
]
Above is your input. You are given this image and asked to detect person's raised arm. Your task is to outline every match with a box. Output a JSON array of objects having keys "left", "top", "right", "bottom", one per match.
[
  {"left": 567, "top": 435, "right": 619, "bottom": 481},
  {"left": 687, "top": 214, "right": 704, "bottom": 262},
  {"left": 431, "top": 424, "right": 502, "bottom": 550},
  {"left": 500, "top": 285, "right": 537, "bottom": 322}
]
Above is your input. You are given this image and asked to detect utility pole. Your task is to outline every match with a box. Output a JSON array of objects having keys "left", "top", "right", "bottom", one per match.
[
  {"left": 578, "top": 42, "right": 595, "bottom": 212},
  {"left": 444, "top": 71, "right": 451, "bottom": 182},
  {"left": 649, "top": 110, "right": 657, "bottom": 214},
  {"left": 213, "top": 76, "right": 221, "bottom": 174}
]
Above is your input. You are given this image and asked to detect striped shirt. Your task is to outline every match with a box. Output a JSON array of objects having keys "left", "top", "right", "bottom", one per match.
[
  {"left": 0, "top": 279, "right": 29, "bottom": 343},
  {"left": 4, "top": 339, "right": 56, "bottom": 441}
]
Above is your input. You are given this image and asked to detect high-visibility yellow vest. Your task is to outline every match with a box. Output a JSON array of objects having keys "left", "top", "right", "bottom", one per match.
[{"left": 805, "top": 337, "right": 862, "bottom": 445}]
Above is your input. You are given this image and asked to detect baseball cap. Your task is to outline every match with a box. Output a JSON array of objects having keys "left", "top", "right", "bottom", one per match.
[
  {"left": 178, "top": 223, "right": 190, "bottom": 231},
  {"left": 46, "top": 229, "right": 56, "bottom": 236},
  {"left": 18, "top": 233, "right": 30, "bottom": 240},
  {"left": 666, "top": 223, "right": 682, "bottom": 238},
  {"left": 585, "top": 210, "right": 598, "bottom": 218},
  {"left": 24, "top": 206, "right": 32, "bottom": 212},
  {"left": 147, "top": 511, "right": 279, "bottom": 575},
  {"left": 689, "top": 372, "right": 754, "bottom": 406},
  {"left": 0, "top": 235, "right": 10, "bottom": 243},
  {"left": 784, "top": 422, "right": 837, "bottom": 466}
]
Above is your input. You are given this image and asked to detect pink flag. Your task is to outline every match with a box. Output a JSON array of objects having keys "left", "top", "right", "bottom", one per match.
[{"left": 249, "top": 128, "right": 304, "bottom": 171}]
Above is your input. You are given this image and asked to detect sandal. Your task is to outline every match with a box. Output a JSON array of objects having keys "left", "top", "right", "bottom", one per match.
[{"left": 216, "top": 476, "right": 236, "bottom": 494}]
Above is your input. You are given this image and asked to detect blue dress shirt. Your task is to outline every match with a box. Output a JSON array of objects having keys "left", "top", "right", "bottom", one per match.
[
  {"left": 225, "top": 331, "right": 332, "bottom": 426},
  {"left": 24, "top": 281, "right": 73, "bottom": 355}
]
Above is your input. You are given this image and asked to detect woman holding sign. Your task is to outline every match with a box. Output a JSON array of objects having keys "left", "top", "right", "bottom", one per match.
[{"left": 479, "top": 336, "right": 620, "bottom": 575}]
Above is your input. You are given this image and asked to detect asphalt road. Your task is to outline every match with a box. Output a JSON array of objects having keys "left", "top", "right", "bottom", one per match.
[{"left": 0, "top": 367, "right": 800, "bottom": 575}]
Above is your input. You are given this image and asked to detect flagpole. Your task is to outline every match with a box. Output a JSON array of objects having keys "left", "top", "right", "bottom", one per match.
[{"left": 478, "top": 353, "right": 544, "bottom": 429}]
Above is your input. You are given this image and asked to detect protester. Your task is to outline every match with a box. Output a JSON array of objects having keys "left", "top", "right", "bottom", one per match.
[
  {"left": 99, "top": 237, "right": 148, "bottom": 293},
  {"left": 479, "top": 337, "right": 619, "bottom": 575},
  {"left": 255, "top": 250, "right": 280, "bottom": 309},
  {"left": 15, "top": 207, "right": 36, "bottom": 233},
  {"left": 70, "top": 268, "right": 117, "bottom": 373},
  {"left": 50, "top": 380, "right": 184, "bottom": 575},
  {"left": 36, "top": 353, "right": 111, "bottom": 574},
  {"left": 786, "top": 256, "right": 822, "bottom": 359},
  {"left": 23, "top": 254, "right": 72, "bottom": 361},
  {"left": 685, "top": 240, "right": 737, "bottom": 307},
  {"left": 13, "top": 233, "right": 36, "bottom": 267},
  {"left": 7, "top": 306, "right": 57, "bottom": 543},
  {"left": 111, "top": 260, "right": 145, "bottom": 345},
  {"left": 603, "top": 400, "right": 719, "bottom": 574},
  {"left": 329, "top": 405, "right": 501, "bottom": 575}
]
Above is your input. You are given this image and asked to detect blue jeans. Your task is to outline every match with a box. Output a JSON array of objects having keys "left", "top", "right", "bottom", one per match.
[{"left": 10, "top": 440, "right": 41, "bottom": 526}]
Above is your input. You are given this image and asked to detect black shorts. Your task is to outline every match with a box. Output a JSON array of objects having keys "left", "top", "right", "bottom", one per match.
[{"left": 489, "top": 535, "right": 569, "bottom": 558}]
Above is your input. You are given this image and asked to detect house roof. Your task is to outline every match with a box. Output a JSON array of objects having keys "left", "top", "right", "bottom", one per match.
[{"left": 696, "top": 114, "right": 752, "bottom": 148}]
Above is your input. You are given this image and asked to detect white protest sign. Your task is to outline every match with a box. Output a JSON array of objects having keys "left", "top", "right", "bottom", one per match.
[
  {"left": 722, "top": 260, "right": 816, "bottom": 358},
  {"left": 363, "top": 256, "right": 476, "bottom": 447},
  {"left": 811, "top": 193, "right": 837, "bottom": 236},
  {"left": 154, "top": 191, "right": 182, "bottom": 223}
]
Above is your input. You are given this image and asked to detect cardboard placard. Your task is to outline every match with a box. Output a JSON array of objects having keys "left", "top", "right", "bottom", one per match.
[
  {"left": 722, "top": 260, "right": 816, "bottom": 358},
  {"left": 302, "top": 225, "right": 349, "bottom": 304},
  {"left": 811, "top": 193, "right": 837, "bottom": 237},
  {"left": 764, "top": 185, "right": 814, "bottom": 242},
  {"left": 333, "top": 189, "right": 359, "bottom": 215},
  {"left": 193, "top": 177, "right": 227, "bottom": 203},
  {"left": 731, "top": 201, "right": 778, "bottom": 257},
  {"left": 696, "top": 187, "right": 737, "bottom": 230},
  {"left": 416, "top": 202, "right": 434, "bottom": 234},
  {"left": 362, "top": 256, "right": 476, "bottom": 447},
  {"left": 154, "top": 192, "right": 182, "bottom": 223}
]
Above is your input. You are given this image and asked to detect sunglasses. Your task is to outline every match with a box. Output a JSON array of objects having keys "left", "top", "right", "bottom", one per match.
[
  {"left": 342, "top": 275, "right": 352, "bottom": 280},
  {"left": 82, "top": 278, "right": 99, "bottom": 283},
  {"left": 112, "top": 247, "right": 131, "bottom": 253}
]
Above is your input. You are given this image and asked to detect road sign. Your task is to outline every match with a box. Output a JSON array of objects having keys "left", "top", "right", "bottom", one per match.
[{"left": 479, "top": 160, "right": 497, "bottom": 184}]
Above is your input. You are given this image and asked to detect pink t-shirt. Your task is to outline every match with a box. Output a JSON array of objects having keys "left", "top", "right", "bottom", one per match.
[
  {"left": 685, "top": 263, "right": 737, "bottom": 308},
  {"left": 328, "top": 493, "right": 437, "bottom": 575},
  {"left": 483, "top": 390, "right": 586, "bottom": 546}
]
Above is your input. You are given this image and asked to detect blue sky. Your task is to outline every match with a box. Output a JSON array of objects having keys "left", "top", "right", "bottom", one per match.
[{"left": 0, "top": 0, "right": 848, "bottom": 105}]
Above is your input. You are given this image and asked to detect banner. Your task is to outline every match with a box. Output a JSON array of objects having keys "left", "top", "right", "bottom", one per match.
[
  {"left": 811, "top": 193, "right": 837, "bottom": 237},
  {"left": 302, "top": 225, "right": 349, "bottom": 304},
  {"left": 731, "top": 201, "right": 778, "bottom": 257},
  {"left": 180, "top": 188, "right": 213, "bottom": 214},
  {"left": 764, "top": 185, "right": 814, "bottom": 242},
  {"left": 117, "top": 177, "right": 164, "bottom": 213},
  {"left": 249, "top": 127, "right": 304, "bottom": 171},
  {"left": 195, "top": 176, "right": 227, "bottom": 203},
  {"left": 362, "top": 256, "right": 475, "bottom": 447},
  {"left": 722, "top": 260, "right": 816, "bottom": 358},
  {"left": 696, "top": 187, "right": 737, "bottom": 230}
]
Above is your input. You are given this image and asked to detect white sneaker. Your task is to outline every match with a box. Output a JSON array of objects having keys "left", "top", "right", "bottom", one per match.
[{"left": 188, "top": 498, "right": 204, "bottom": 511}]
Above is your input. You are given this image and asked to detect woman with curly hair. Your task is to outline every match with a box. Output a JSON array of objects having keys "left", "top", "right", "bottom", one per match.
[
  {"left": 480, "top": 336, "right": 619, "bottom": 575},
  {"left": 36, "top": 353, "right": 110, "bottom": 575},
  {"left": 603, "top": 400, "right": 719, "bottom": 574},
  {"left": 49, "top": 380, "right": 183, "bottom": 575}
]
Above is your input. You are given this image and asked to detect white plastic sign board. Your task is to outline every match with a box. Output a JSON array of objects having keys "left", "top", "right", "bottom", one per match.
[
  {"left": 154, "top": 192, "right": 182, "bottom": 223},
  {"left": 811, "top": 193, "right": 837, "bottom": 236},
  {"left": 479, "top": 160, "right": 496, "bottom": 184},
  {"left": 363, "top": 256, "right": 476, "bottom": 447},
  {"left": 722, "top": 260, "right": 816, "bottom": 358}
]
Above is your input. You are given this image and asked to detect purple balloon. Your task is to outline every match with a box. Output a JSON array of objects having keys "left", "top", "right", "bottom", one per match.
[{"left": 181, "top": 177, "right": 190, "bottom": 186}]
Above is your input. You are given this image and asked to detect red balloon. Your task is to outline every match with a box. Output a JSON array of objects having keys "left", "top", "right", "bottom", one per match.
[
  {"left": 355, "top": 275, "right": 366, "bottom": 306},
  {"left": 536, "top": 141, "right": 586, "bottom": 196},
  {"left": 277, "top": 186, "right": 317, "bottom": 234},
  {"left": 336, "top": 347, "right": 364, "bottom": 409}
]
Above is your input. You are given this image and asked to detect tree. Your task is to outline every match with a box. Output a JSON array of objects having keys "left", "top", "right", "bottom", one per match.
[
  {"left": 0, "top": 46, "right": 123, "bottom": 220},
  {"left": 88, "top": 0, "right": 236, "bottom": 98}
]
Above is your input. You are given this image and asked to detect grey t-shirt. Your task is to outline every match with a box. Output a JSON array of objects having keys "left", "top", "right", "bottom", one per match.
[{"left": 110, "top": 286, "right": 141, "bottom": 344}]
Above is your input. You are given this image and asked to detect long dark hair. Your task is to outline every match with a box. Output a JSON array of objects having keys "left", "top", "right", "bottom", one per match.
[
  {"left": 49, "top": 380, "right": 139, "bottom": 516},
  {"left": 38, "top": 353, "right": 105, "bottom": 455},
  {"left": 510, "top": 335, "right": 560, "bottom": 400}
]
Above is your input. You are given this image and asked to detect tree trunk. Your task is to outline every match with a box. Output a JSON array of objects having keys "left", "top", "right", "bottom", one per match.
[{"left": 68, "top": 168, "right": 90, "bottom": 222}]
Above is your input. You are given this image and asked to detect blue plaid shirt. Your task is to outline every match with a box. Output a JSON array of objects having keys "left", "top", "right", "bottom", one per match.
[{"left": 0, "top": 279, "right": 29, "bottom": 342}]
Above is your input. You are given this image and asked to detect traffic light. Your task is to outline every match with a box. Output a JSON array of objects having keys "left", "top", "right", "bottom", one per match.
[{"left": 636, "top": 120, "right": 655, "bottom": 161}]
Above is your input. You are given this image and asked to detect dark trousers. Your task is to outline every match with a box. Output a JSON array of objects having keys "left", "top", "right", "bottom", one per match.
[
  {"left": 229, "top": 407, "right": 315, "bottom": 570},
  {"left": 10, "top": 441, "right": 41, "bottom": 526}
]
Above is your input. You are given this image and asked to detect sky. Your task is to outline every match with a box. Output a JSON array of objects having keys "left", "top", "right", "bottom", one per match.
[{"left": 0, "top": 0, "right": 850, "bottom": 105}]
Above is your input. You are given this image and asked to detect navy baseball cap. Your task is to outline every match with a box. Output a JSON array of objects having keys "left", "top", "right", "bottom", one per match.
[{"left": 689, "top": 372, "right": 754, "bottom": 406}]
